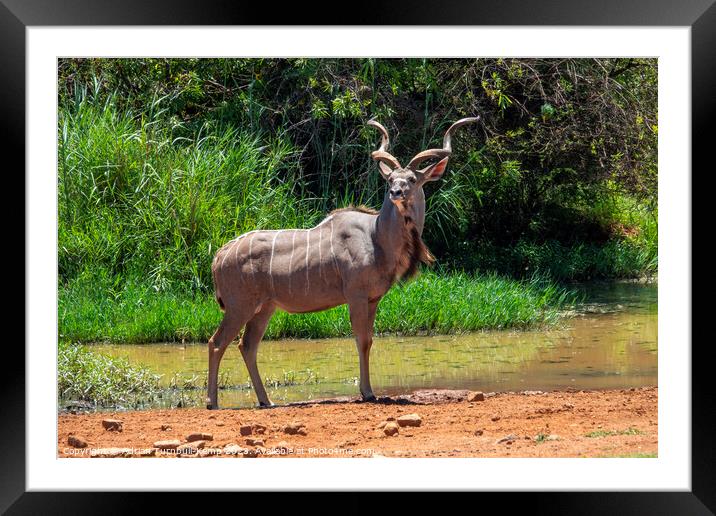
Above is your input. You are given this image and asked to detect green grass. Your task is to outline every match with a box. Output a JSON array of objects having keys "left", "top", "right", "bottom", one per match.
[
  {"left": 59, "top": 88, "right": 320, "bottom": 293},
  {"left": 58, "top": 341, "right": 162, "bottom": 407},
  {"left": 59, "top": 270, "right": 576, "bottom": 344},
  {"left": 584, "top": 427, "right": 644, "bottom": 438}
]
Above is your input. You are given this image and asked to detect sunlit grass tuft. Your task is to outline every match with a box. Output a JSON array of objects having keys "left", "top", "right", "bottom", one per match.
[
  {"left": 584, "top": 427, "right": 644, "bottom": 438},
  {"left": 58, "top": 342, "right": 162, "bottom": 407}
]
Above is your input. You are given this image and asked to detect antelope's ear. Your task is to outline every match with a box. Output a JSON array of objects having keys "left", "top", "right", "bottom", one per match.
[
  {"left": 377, "top": 161, "right": 393, "bottom": 181},
  {"left": 421, "top": 157, "right": 449, "bottom": 182}
]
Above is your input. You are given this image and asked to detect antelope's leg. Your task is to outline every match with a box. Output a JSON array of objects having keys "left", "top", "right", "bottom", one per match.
[
  {"left": 239, "top": 303, "right": 277, "bottom": 407},
  {"left": 348, "top": 298, "right": 380, "bottom": 401},
  {"left": 207, "top": 310, "right": 251, "bottom": 410}
]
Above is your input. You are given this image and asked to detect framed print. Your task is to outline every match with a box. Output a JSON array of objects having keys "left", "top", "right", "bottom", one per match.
[{"left": 6, "top": 0, "right": 713, "bottom": 512}]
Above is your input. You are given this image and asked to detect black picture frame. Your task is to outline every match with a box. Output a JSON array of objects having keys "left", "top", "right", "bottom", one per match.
[{"left": 5, "top": 0, "right": 711, "bottom": 512}]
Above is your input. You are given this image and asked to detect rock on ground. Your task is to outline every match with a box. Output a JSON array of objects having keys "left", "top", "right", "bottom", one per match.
[
  {"left": 186, "top": 432, "right": 213, "bottom": 442},
  {"left": 67, "top": 435, "right": 87, "bottom": 448},
  {"left": 497, "top": 434, "right": 519, "bottom": 444},
  {"left": 397, "top": 413, "right": 422, "bottom": 427},
  {"left": 153, "top": 439, "right": 182, "bottom": 450},
  {"left": 467, "top": 391, "right": 485, "bottom": 402},
  {"left": 283, "top": 422, "right": 308, "bottom": 435},
  {"left": 384, "top": 422, "right": 400, "bottom": 436},
  {"left": 101, "top": 419, "right": 123, "bottom": 432}
]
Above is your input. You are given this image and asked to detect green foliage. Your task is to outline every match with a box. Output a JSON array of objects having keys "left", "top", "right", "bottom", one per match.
[
  {"left": 450, "top": 238, "right": 656, "bottom": 282},
  {"left": 446, "top": 183, "right": 657, "bottom": 280},
  {"left": 58, "top": 341, "right": 161, "bottom": 407}
]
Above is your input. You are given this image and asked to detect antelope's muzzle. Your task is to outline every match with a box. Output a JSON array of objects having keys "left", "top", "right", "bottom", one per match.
[{"left": 389, "top": 188, "right": 404, "bottom": 201}]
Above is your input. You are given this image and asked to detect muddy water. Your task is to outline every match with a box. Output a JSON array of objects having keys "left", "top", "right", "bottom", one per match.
[{"left": 91, "top": 282, "right": 657, "bottom": 408}]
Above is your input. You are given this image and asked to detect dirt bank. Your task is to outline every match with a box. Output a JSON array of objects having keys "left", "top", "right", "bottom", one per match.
[{"left": 58, "top": 387, "right": 657, "bottom": 458}]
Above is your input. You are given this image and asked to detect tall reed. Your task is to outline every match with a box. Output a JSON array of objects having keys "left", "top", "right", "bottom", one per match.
[{"left": 59, "top": 89, "right": 320, "bottom": 292}]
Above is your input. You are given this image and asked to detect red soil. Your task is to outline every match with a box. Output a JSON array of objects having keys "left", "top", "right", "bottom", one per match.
[{"left": 58, "top": 387, "right": 657, "bottom": 458}]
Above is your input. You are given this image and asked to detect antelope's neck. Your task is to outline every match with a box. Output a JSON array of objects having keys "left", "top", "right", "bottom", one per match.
[{"left": 374, "top": 188, "right": 426, "bottom": 265}]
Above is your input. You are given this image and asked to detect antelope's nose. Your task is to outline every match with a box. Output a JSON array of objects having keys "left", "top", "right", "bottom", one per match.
[{"left": 390, "top": 188, "right": 403, "bottom": 198}]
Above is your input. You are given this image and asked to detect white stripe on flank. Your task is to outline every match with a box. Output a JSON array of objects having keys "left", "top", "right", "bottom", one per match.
[
  {"left": 218, "top": 221, "right": 332, "bottom": 289},
  {"left": 221, "top": 229, "right": 263, "bottom": 268},
  {"left": 288, "top": 231, "right": 296, "bottom": 295},
  {"left": 268, "top": 230, "right": 284, "bottom": 295},
  {"left": 329, "top": 219, "right": 338, "bottom": 273},
  {"left": 233, "top": 232, "right": 244, "bottom": 264},
  {"left": 318, "top": 225, "right": 323, "bottom": 280},
  {"left": 248, "top": 233, "right": 256, "bottom": 280},
  {"left": 220, "top": 237, "right": 241, "bottom": 268},
  {"left": 305, "top": 230, "right": 310, "bottom": 294},
  {"left": 220, "top": 246, "right": 231, "bottom": 268}
]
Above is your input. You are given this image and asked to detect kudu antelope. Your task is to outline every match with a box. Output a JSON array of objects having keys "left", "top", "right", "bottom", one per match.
[{"left": 207, "top": 116, "right": 479, "bottom": 408}]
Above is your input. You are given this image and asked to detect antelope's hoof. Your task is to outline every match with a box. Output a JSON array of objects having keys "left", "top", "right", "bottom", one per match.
[
  {"left": 361, "top": 394, "right": 377, "bottom": 402},
  {"left": 258, "top": 401, "right": 274, "bottom": 408}
]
